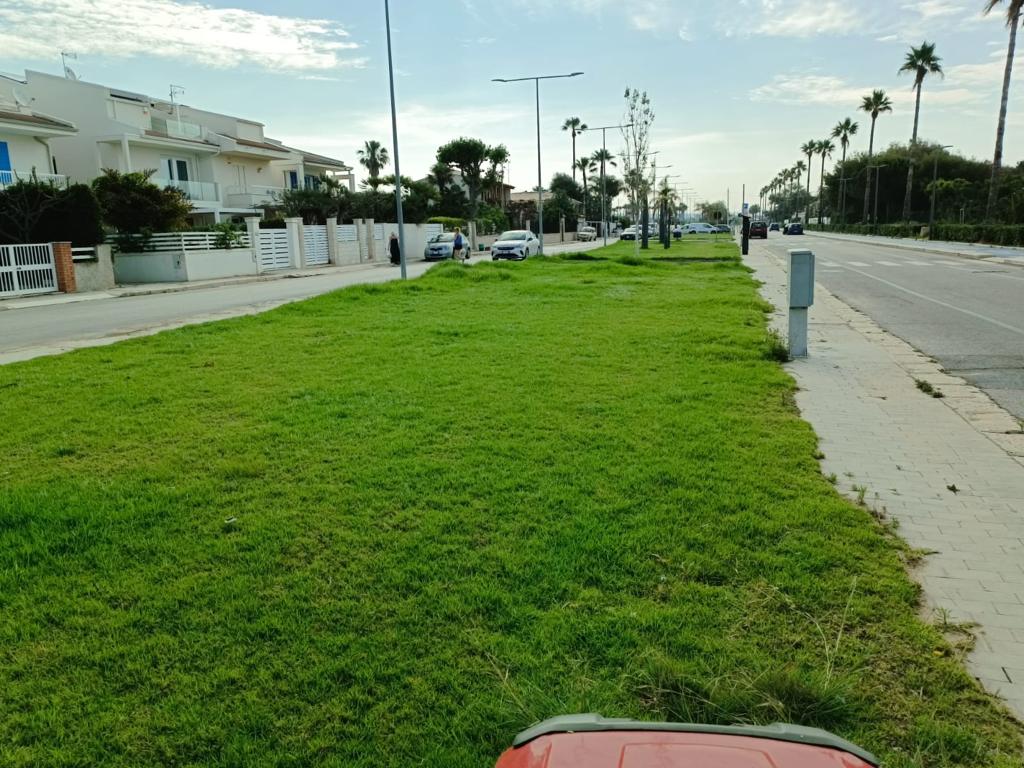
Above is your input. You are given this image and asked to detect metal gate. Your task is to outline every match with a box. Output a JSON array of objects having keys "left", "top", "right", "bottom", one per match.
[
  {"left": 0, "top": 243, "right": 57, "bottom": 297},
  {"left": 303, "top": 224, "right": 329, "bottom": 266},
  {"left": 257, "top": 229, "right": 291, "bottom": 271}
]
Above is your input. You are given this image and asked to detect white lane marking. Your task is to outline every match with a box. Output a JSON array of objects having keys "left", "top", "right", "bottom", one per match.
[
  {"left": 848, "top": 261, "right": 870, "bottom": 267},
  {"left": 839, "top": 264, "right": 1024, "bottom": 336},
  {"left": 907, "top": 261, "right": 932, "bottom": 266},
  {"left": 876, "top": 261, "right": 901, "bottom": 266}
]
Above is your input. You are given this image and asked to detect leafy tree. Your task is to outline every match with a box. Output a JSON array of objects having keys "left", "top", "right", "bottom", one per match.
[
  {"left": 541, "top": 191, "right": 579, "bottom": 234},
  {"left": 830, "top": 117, "right": 859, "bottom": 223},
  {"left": 801, "top": 140, "right": 816, "bottom": 198},
  {"left": 549, "top": 172, "right": 583, "bottom": 201},
  {"left": 898, "top": 41, "right": 944, "bottom": 219},
  {"left": 984, "top": 0, "right": 1023, "bottom": 218},
  {"left": 561, "top": 117, "right": 587, "bottom": 180},
  {"left": 436, "top": 137, "right": 497, "bottom": 227},
  {"left": 92, "top": 169, "right": 191, "bottom": 235},
  {"left": 0, "top": 178, "right": 104, "bottom": 246},
  {"left": 816, "top": 139, "right": 835, "bottom": 222},
  {"left": 859, "top": 89, "right": 893, "bottom": 221},
  {"left": 278, "top": 187, "right": 340, "bottom": 224},
  {"left": 621, "top": 87, "right": 655, "bottom": 247},
  {"left": 357, "top": 140, "right": 389, "bottom": 182}
]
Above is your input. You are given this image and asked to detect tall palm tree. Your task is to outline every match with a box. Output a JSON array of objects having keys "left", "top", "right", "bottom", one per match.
[
  {"left": 801, "top": 141, "right": 816, "bottom": 198},
  {"left": 817, "top": 139, "right": 835, "bottom": 223},
  {"left": 357, "top": 139, "right": 389, "bottom": 182},
  {"left": 898, "top": 41, "right": 944, "bottom": 220},
  {"left": 830, "top": 118, "right": 859, "bottom": 224},
  {"left": 574, "top": 157, "right": 596, "bottom": 216},
  {"left": 562, "top": 117, "right": 587, "bottom": 181},
  {"left": 984, "top": 0, "right": 1023, "bottom": 219},
  {"left": 794, "top": 160, "right": 808, "bottom": 217},
  {"left": 859, "top": 89, "right": 893, "bottom": 222}
]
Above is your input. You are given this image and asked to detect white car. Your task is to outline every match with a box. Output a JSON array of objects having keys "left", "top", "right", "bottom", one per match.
[
  {"left": 491, "top": 230, "right": 540, "bottom": 260},
  {"left": 577, "top": 226, "right": 597, "bottom": 242},
  {"left": 683, "top": 222, "right": 718, "bottom": 235}
]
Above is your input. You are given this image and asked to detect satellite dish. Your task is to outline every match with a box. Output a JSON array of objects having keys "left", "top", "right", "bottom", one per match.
[
  {"left": 64, "top": 67, "right": 78, "bottom": 81},
  {"left": 12, "top": 87, "right": 30, "bottom": 107}
]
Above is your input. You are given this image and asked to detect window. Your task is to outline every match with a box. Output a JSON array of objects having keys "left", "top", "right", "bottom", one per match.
[
  {"left": 286, "top": 170, "right": 299, "bottom": 189},
  {"left": 0, "top": 141, "right": 10, "bottom": 173},
  {"left": 162, "top": 156, "right": 191, "bottom": 182}
]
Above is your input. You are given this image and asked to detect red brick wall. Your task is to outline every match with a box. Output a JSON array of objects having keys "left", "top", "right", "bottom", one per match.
[{"left": 52, "top": 241, "right": 76, "bottom": 294}]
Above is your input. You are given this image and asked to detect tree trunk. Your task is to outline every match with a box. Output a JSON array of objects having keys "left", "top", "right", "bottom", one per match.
[
  {"left": 819, "top": 156, "right": 826, "bottom": 223},
  {"left": 571, "top": 131, "right": 577, "bottom": 182},
  {"left": 986, "top": 9, "right": 1019, "bottom": 221},
  {"left": 863, "top": 117, "right": 877, "bottom": 222},
  {"left": 582, "top": 166, "right": 588, "bottom": 220},
  {"left": 835, "top": 144, "right": 847, "bottom": 225},
  {"left": 903, "top": 83, "right": 923, "bottom": 221}
]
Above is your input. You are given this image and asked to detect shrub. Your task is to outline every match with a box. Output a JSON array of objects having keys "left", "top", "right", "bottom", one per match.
[
  {"left": 260, "top": 217, "right": 286, "bottom": 229},
  {"left": 210, "top": 222, "right": 243, "bottom": 249},
  {"left": 0, "top": 177, "right": 104, "bottom": 246},
  {"left": 92, "top": 169, "right": 191, "bottom": 235},
  {"left": 426, "top": 216, "right": 466, "bottom": 231}
]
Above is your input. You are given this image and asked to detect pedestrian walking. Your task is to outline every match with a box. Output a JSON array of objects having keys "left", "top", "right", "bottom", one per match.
[
  {"left": 388, "top": 232, "right": 401, "bottom": 266},
  {"left": 452, "top": 227, "right": 466, "bottom": 264}
]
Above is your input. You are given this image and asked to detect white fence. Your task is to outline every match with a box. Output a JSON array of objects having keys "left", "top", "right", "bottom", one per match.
[
  {"left": 107, "top": 231, "right": 251, "bottom": 252},
  {"left": 0, "top": 243, "right": 57, "bottom": 298},
  {"left": 257, "top": 229, "right": 291, "bottom": 271},
  {"left": 336, "top": 225, "right": 358, "bottom": 242}
]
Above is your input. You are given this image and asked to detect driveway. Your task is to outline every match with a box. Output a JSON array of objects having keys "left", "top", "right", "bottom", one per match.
[{"left": 0, "top": 238, "right": 613, "bottom": 365}]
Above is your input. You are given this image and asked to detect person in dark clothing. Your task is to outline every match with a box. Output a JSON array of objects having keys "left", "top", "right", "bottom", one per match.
[{"left": 388, "top": 232, "right": 401, "bottom": 266}]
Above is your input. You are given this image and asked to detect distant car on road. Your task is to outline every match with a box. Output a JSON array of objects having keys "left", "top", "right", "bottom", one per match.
[
  {"left": 620, "top": 226, "right": 637, "bottom": 241},
  {"left": 783, "top": 222, "right": 805, "bottom": 235},
  {"left": 423, "top": 232, "right": 459, "bottom": 261},
  {"left": 769, "top": 222, "right": 780, "bottom": 231},
  {"left": 749, "top": 220, "right": 768, "bottom": 239},
  {"left": 577, "top": 225, "right": 597, "bottom": 242},
  {"left": 683, "top": 222, "right": 718, "bottom": 235},
  {"left": 491, "top": 229, "right": 540, "bottom": 260},
  {"left": 713, "top": 224, "right": 730, "bottom": 233}
]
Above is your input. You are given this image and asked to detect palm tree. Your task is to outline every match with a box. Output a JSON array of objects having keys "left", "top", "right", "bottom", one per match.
[
  {"left": 859, "top": 89, "right": 893, "bottom": 222},
  {"left": 817, "top": 139, "right": 835, "bottom": 224},
  {"left": 898, "top": 41, "right": 944, "bottom": 220},
  {"left": 357, "top": 139, "right": 389, "bottom": 183},
  {"left": 830, "top": 118, "right": 859, "bottom": 224},
  {"left": 984, "top": 0, "right": 1023, "bottom": 219},
  {"left": 562, "top": 117, "right": 587, "bottom": 181},
  {"left": 793, "top": 160, "right": 807, "bottom": 218},
  {"left": 801, "top": 141, "right": 816, "bottom": 198},
  {"left": 574, "top": 157, "right": 596, "bottom": 217}
]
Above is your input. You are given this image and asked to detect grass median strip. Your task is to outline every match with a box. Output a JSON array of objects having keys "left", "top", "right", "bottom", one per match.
[{"left": 1, "top": 239, "right": 1020, "bottom": 767}]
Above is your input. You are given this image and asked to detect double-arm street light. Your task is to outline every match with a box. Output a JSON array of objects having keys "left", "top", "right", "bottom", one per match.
[
  {"left": 492, "top": 71, "right": 584, "bottom": 255},
  {"left": 579, "top": 123, "right": 632, "bottom": 246}
]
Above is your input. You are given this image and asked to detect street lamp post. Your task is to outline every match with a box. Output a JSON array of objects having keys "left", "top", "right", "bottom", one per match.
[
  {"left": 383, "top": 0, "right": 407, "bottom": 279},
  {"left": 929, "top": 145, "right": 953, "bottom": 239},
  {"left": 579, "top": 123, "right": 632, "bottom": 246},
  {"left": 868, "top": 164, "right": 887, "bottom": 227},
  {"left": 492, "top": 71, "right": 584, "bottom": 255}
]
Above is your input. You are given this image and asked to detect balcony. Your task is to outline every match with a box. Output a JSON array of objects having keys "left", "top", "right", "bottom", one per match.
[
  {"left": 224, "top": 184, "right": 286, "bottom": 209},
  {"left": 0, "top": 170, "right": 68, "bottom": 188},
  {"left": 156, "top": 178, "right": 219, "bottom": 203},
  {"left": 151, "top": 116, "right": 204, "bottom": 141}
]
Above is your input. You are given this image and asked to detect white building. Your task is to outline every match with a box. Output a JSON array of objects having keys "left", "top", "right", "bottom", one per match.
[
  {"left": 0, "top": 70, "right": 355, "bottom": 223},
  {"left": 0, "top": 91, "right": 77, "bottom": 187}
]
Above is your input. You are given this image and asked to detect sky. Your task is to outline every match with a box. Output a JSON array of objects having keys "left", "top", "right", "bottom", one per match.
[{"left": 1, "top": 0, "right": 1021, "bottom": 209}]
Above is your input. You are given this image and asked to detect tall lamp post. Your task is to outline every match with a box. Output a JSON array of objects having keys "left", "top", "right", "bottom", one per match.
[
  {"left": 492, "top": 71, "right": 584, "bottom": 255},
  {"left": 384, "top": 0, "right": 406, "bottom": 278},
  {"left": 929, "top": 145, "right": 953, "bottom": 239},
  {"left": 579, "top": 123, "right": 632, "bottom": 246},
  {"left": 868, "top": 164, "right": 887, "bottom": 227}
]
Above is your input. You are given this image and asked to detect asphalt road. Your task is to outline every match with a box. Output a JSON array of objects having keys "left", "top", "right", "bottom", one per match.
[
  {"left": 752, "top": 232, "right": 1024, "bottom": 421},
  {"left": 0, "top": 239, "right": 611, "bottom": 364}
]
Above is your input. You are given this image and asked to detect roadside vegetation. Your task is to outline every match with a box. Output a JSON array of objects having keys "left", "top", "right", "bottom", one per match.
[{"left": 1, "top": 239, "right": 1020, "bottom": 767}]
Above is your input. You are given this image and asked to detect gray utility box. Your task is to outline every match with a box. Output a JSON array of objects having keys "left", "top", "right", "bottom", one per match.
[{"left": 788, "top": 249, "right": 815, "bottom": 308}]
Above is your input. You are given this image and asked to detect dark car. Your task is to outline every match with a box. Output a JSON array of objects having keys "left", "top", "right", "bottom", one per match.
[
  {"left": 749, "top": 220, "right": 768, "bottom": 239},
  {"left": 769, "top": 222, "right": 780, "bottom": 231},
  {"left": 783, "top": 222, "right": 804, "bottom": 235}
]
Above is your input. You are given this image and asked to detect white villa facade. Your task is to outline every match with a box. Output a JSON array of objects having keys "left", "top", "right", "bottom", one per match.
[
  {"left": 0, "top": 98, "right": 77, "bottom": 188},
  {"left": 0, "top": 70, "right": 354, "bottom": 223}
]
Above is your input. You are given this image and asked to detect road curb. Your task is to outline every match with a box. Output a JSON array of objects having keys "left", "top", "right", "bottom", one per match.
[{"left": 808, "top": 231, "right": 1024, "bottom": 268}]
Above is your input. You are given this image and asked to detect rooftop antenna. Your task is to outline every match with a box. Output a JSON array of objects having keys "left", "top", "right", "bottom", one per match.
[
  {"left": 169, "top": 84, "right": 185, "bottom": 131},
  {"left": 60, "top": 51, "right": 78, "bottom": 80}
]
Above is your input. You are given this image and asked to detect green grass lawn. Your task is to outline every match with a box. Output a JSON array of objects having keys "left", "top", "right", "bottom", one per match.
[{"left": 1, "top": 239, "right": 1020, "bottom": 767}]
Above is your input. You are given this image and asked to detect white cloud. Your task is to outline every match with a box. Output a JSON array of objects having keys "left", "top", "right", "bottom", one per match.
[
  {"left": 750, "top": 74, "right": 874, "bottom": 106},
  {"left": 724, "top": 0, "right": 866, "bottom": 37},
  {"left": 901, "top": 0, "right": 963, "bottom": 20},
  {"left": 0, "top": 0, "right": 364, "bottom": 72},
  {"left": 678, "top": 22, "right": 692, "bottom": 42}
]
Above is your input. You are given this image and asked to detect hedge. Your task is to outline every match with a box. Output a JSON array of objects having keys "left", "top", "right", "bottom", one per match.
[{"left": 805, "top": 222, "right": 1024, "bottom": 247}]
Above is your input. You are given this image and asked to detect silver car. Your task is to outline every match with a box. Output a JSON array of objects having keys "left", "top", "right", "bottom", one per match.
[{"left": 423, "top": 232, "right": 460, "bottom": 261}]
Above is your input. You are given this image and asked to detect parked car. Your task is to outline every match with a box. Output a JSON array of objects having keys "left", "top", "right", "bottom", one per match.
[
  {"left": 491, "top": 230, "right": 540, "bottom": 260},
  {"left": 494, "top": 714, "right": 879, "bottom": 768},
  {"left": 620, "top": 226, "right": 637, "bottom": 241},
  {"left": 577, "top": 225, "right": 597, "bottom": 242},
  {"left": 749, "top": 220, "right": 768, "bottom": 239},
  {"left": 783, "top": 222, "right": 804, "bottom": 235},
  {"left": 713, "top": 224, "right": 730, "bottom": 233},
  {"left": 769, "top": 222, "right": 780, "bottom": 231},
  {"left": 423, "top": 232, "right": 459, "bottom": 261},
  {"left": 683, "top": 222, "right": 718, "bottom": 235}
]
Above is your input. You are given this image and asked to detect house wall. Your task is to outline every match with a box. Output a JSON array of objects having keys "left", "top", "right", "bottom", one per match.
[
  {"left": 183, "top": 248, "right": 257, "bottom": 281},
  {"left": 113, "top": 251, "right": 186, "bottom": 284},
  {"left": 0, "top": 132, "right": 51, "bottom": 176},
  {"left": 213, "top": 156, "right": 274, "bottom": 194}
]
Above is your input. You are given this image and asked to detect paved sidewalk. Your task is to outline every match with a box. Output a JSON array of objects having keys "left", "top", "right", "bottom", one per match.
[
  {"left": 807, "top": 230, "right": 1024, "bottom": 267},
  {"left": 746, "top": 245, "right": 1024, "bottom": 718}
]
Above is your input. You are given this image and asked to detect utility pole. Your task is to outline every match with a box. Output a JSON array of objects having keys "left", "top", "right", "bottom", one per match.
[{"left": 384, "top": 0, "right": 407, "bottom": 278}]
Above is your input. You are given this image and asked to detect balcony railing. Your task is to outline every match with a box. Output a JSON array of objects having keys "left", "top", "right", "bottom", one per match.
[
  {"left": 224, "top": 184, "right": 286, "bottom": 208},
  {"left": 0, "top": 170, "right": 68, "bottom": 188},
  {"left": 151, "top": 116, "right": 204, "bottom": 141},
  {"left": 157, "top": 178, "right": 219, "bottom": 202}
]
